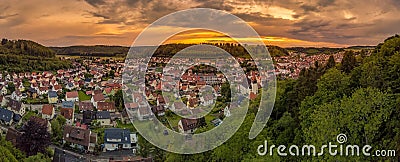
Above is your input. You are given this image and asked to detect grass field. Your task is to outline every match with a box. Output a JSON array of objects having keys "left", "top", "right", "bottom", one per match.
[{"left": 78, "top": 90, "right": 91, "bottom": 101}]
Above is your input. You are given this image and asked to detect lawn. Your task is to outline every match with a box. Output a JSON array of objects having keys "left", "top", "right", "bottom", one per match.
[
  {"left": 78, "top": 90, "right": 91, "bottom": 101},
  {"left": 165, "top": 113, "right": 182, "bottom": 131},
  {"left": 116, "top": 119, "right": 136, "bottom": 132}
]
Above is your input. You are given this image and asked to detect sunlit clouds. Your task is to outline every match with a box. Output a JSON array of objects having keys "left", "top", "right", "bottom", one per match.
[{"left": 1, "top": 0, "right": 399, "bottom": 47}]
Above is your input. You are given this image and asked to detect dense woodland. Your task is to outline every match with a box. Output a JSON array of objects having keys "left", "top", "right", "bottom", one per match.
[
  {"left": 136, "top": 35, "right": 400, "bottom": 161},
  {"left": 0, "top": 39, "right": 72, "bottom": 72},
  {"left": 287, "top": 47, "right": 344, "bottom": 55}
]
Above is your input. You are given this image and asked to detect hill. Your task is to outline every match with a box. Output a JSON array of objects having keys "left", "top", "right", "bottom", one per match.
[
  {"left": 0, "top": 38, "right": 72, "bottom": 72},
  {"left": 51, "top": 43, "right": 289, "bottom": 58},
  {"left": 51, "top": 45, "right": 129, "bottom": 57}
]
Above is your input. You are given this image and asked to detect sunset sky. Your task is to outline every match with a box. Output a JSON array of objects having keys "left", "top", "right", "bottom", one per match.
[{"left": 1, "top": 0, "right": 399, "bottom": 47}]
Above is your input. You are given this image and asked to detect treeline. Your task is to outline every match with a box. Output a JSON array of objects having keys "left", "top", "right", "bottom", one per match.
[
  {"left": 0, "top": 38, "right": 72, "bottom": 72},
  {"left": 0, "top": 39, "right": 55, "bottom": 57},
  {"left": 152, "top": 43, "right": 288, "bottom": 58},
  {"left": 137, "top": 35, "right": 400, "bottom": 161},
  {"left": 287, "top": 47, "right": 345, "bottom": 55},
  {"left": 51, "top": 45, "right": 129, "bottom": 57},
  {"left": 53, "top": 43, "right": 288, "bottom": 58}
]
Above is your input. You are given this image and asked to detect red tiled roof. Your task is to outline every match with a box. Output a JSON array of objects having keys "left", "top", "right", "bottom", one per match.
[
  {"left": 97, "top": 102, "right": 115, "bottom": 111},
  {"left": 66, "top": 91, "right": 79, "bottom": 98},
  {"left": 92, "top": 93, "right": 105, "bottom": 102},
  {"left": 60, "top": 108, "right": 74, "bottom": 119},
  {"left": 42, "top": 104, "right": 54, "bottom": 115}
]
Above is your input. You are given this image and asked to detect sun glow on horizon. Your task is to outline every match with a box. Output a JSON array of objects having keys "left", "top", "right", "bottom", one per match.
[{"left": 163, "top": 30, "right": 347, "bottom": 47}]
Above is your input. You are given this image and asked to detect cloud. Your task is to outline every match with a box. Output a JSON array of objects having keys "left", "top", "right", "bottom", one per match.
[{"left": 1, "top": 0, "right": 399, "bottom": 47}]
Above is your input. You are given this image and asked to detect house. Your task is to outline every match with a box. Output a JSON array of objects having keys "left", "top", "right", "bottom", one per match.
[
  {"left": 61, "top": 101, "right": 75, "bottom": 125},
  {"left": 103, "top": 87, "right": 115, "bottom": 96},
  {"left": 42, "top": 104, "right": 55, "bottom": 120},
  {"left": 91, "top": 93, "right": 105, "bottom": 108},
  {"left": 152, "top": 105, "right": 165, "bottom": 116},
  {"left": 104, "top": 128, "right": 137, "bottom": 151},
  {"left": 48, "top": 91, "right": 58, "bottom": 104},
  {"left": 137, "top": 106, "right": 152, "bottom": 121},
  {"left": 95, "top": 111, "right": 112, "bottom": 126},
  {"left": 27, "top": 87, "right": 38, "bottom": 99},
  {"left": 11, "top": 89, "right": 22, "bottom": 101},
  {"left": 0, "top": 85, "right": 7, "bottom": 95},
  {"left": 178, "top": 118, "right": 198, "bottom": 134},
  {"left": 38, "top": 86, "right": 49, "bottom": 95},
  {"left": 7, "top": 99, "right": 25, "bottom": 116},
  {"left": 52, "top": 84, "right": 62, "bottom": 92},
  {"left": 124, "top": 102, "right": 138, "bottom": 110},
  {"left": 201, "top": 94, "right": 214, "bottom": 106},
  {"left": 78, "top": 102, "right": 94, "bottom": 112},
  {"left": 53, "top": 148, "right": 84, "bottom": 162},
  {"left": 97, "top": 102, "right": 116, "bottom": 112},
  {"left": 66, "top": 82, "right": 74, "bottom": 90},
  {"left": 82, "top": 110, "right": 98, "bottom": 125},
  {"left": 0, "top": 108, "right": 13, "bottom": 125},
  {"left": 66, "top": 91, "right": 79, "bottom": 102},
  {"left": 63, "top": 125, "right": 97, "bottom": 152}
]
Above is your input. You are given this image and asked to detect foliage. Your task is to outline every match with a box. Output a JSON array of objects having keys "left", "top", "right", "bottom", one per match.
[
  {"left": 0, "top": 39, "right": 72, "bottom": 72},
  {"left": 16, "top": 118, "right": 51, "bottom": 156},
  {"left": 50, "top": 115, "right": 66, "bottom": 145}
]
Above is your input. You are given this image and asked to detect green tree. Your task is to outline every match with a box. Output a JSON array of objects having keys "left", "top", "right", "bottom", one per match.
[
  {"left": 50, "top": 115, "right": 66, "bottom": 144},
  {"left": 304, "top": 87, "right": 394, "bottom": 161},
  {"left": 340, "top": 51, "right": 356, "bottom": 73}
]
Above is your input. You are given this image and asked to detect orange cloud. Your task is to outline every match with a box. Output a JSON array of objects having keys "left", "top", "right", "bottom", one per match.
[{"left": 163, "top": 30, "right": 346, "bottom": 47}]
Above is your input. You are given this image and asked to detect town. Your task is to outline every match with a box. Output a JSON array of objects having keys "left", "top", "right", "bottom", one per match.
[{"left": 0, "top": 50, "right": 345, "bottom": 161}]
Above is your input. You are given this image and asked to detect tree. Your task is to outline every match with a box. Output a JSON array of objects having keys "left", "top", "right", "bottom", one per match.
[
  {"left": 113, "top": 90, "right": 124, "bottom": 111},
  {"left": 0, "top": 146, "right": 18, "bottom": 162},
  {"left": 17, "top": 118, "right": 51, "bottom": 156},
  {"left": 303, "top": 87, "right": 394, "bottom": 161},
  {"left": 325, "top": 55, "right": 336, "bottom": 70},
  {"left": 50, "top": 115, "right": 66, "bottom": 144},
  {"left": 23, "top": 153, "right": 51, "bottom": 162},
  {"left": 340, "top": 51, "right": 356, "bottom": 73}
]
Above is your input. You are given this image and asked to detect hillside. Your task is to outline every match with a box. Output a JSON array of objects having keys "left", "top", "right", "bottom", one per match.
[
  {"left": 50, "top": 43, "right": 289, "bottom": 58},
  {"left": 286, "top": 47, "right": 345, "bottom": 55},
  {"left": 0, "top": 38, "right": 72, "bottom": 72},
  {"left": 51, "top": 45, "right": 129, "bottom": 57}
]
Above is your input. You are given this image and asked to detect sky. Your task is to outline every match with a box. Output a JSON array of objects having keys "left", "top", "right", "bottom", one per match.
[{"left": 0, "top": 0, "right": 399, "bottom": 47}]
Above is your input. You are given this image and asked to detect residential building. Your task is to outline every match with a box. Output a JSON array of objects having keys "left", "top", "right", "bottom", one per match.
[
  {"left": 91, "top": 93, "right": 105, "bottom": 108},
  {"left": 63, "top": 125, "right": 97, "bottom": 152},
  {"left": 97, "top": 102, "right": 116, "bottom": 112},
  {"left": 11, "top": 89, "right": 22, "bottom": 101},
  {"left": 104, "top": 128, "right": 137, "bottom": 151},
  {"left": 48, "top": 91, "right": 58, "bottom": 104},
  {"left": 66, "top": 91, "right": 79, "bottom": 102},
  {"left": 178, "top": 118, "right": 198, "bottom": 134},
  {"left": 78, "top": 102, "right": 94, "bottom": 112},
  {"left": 61, "top": 101, "right": 75, "bottom": 125},
  {"left": 7, "top": 99, "right": 25, "bottom": 116},
  {"left": 95, "top": 111, "right": 111, "bottom": 126},
  {"left": 42, "top": 104, "right": 55, "bottom": 120},
  {"left": 0, "top": 108, "right": 13, "bottom": 125},
  {"left": 137, "top": 106, "right": 152, "bottom": 121}
]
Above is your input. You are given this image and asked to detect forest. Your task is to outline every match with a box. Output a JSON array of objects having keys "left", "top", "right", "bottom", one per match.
[
  {"left": 0, "top": 39, "right": 72, "bottom": 72},
  {"left": 136, "top": 35, "right": 400, "bottom": 161}
]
